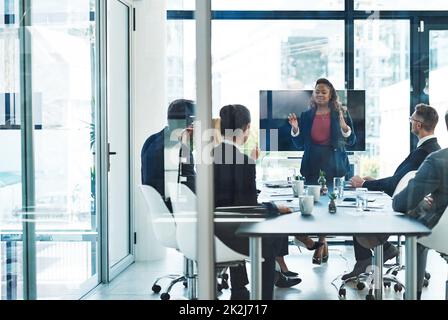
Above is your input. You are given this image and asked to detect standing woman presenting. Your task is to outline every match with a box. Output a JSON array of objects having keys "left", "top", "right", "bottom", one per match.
[{"left": 288, "top": 78, "right": 356, "bottom": 264}]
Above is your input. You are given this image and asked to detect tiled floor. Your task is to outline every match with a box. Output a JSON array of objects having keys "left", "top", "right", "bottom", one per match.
[{"left": 84, "top": 244, "right": 447, "bottom": 300}]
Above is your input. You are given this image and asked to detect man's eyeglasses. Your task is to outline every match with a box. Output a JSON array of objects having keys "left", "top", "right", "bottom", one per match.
[{"left": 409, "top": 116, "right": 424, "bottom": 124}]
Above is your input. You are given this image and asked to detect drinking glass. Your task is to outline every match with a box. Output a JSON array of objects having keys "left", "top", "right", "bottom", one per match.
[
  {"left": 356, "top": 187, "right": 368, "bottom": 211},
  {"left": 333, "top": 177, "right": 345, "bottom": 199}
]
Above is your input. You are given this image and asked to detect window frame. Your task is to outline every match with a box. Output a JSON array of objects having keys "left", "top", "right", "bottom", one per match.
[{"left": 167, "top": 4, "right": 448, "bottom": 152}]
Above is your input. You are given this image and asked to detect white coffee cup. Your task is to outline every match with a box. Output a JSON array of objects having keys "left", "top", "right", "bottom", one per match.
[
  {"left": 299, "top": 195, "right": 314, "bottom": 216},
  {"left": 292, "top": 180, "right": 305, "bottom": 197},
  {"left": 307, "top": 185, "right": 321, "bottom": 202}
]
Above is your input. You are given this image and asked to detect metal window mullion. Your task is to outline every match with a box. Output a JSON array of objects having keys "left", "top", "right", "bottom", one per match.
[
  {"left": 168, "top": 10, "right": 448, "bottom": 21},
  {"left": 19, "top": 0, "right": 36, "bottom": 300},
  {"left": 195, "top": 0, "right": 215, "bottom": 300},
  {"left": 345, "top": 0, "right": 354, "bottom": 89},
  {"left": 123, "top": 0, "right": 134, "bottom": 260},
  {"left": 352, "top": 11, "right": 448, "bottom": 19},
  {"left": 127, "top": 1, "right": 135, "bottom": 259},
  {"left": 168, "top": 10, "right": 347, "bottom": 20},
  {"left": 96, "top": 0, "right": 109, "bottom": 284},
  {"left": 410, "top": 16, "right": 426, "bottom": 151}
]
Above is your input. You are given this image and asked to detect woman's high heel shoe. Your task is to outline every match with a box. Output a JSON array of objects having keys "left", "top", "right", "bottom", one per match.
[
  {"left": 294, "top": 238, "right": 324, "bottom": 251},
  {"left": 308, "top": 241, "right": 324, "bottom": 251},
  {"left": 312, "top": 245, "right": 323, "bottom": 265},
  {"left": 322, "top": 243, "right": 329, "bottom": 263}
]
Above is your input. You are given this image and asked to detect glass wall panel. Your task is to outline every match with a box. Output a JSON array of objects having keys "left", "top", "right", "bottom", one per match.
[
  {"left": 355, "top": 0, "right": 448, "bottom": 11},
  {"left": 167, "top": 20, "right": 345, "bottom": 117},
  {"left": 354, "top": 20, "right": 410, "bottom": 178},
  {"left": 429, "top": 30, "right": 448, "bottom": 149},
  {"left": 0, "top": 0, "right": 22, "bottom": 300},
  {"left": 212, "top": 20, "right": 344, "bottom": 113},
  {"left": 167, "top": 0, "right": 344, "bottom": 11},
  {"left": 167, "top": 20, "right": 344, "bottom": 180},
  {"left": 166, "top": 20, "right": 195, "bottom": 105},
  {"left": 159, "top": 5, "right": 198, "bottom": 300},
  {"left": 29, "top": 0, "right": 98, "bottom": 299},
  {"left": 166, "top": 0, "right": 195, "bottom": 10},
  {"left": 213, "top": 20, "right": 344, "bottom": 179}
]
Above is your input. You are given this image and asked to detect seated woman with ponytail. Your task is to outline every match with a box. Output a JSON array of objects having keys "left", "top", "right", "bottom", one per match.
[{"left": 213, "top": 104, "right": 301, "bottom": 300}]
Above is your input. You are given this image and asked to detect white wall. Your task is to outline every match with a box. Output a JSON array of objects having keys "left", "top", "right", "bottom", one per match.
[{"left": 133, "top": 0, "right": 168, "bottom": 261}]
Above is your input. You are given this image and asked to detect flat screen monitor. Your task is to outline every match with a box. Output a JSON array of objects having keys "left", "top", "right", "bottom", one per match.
[{"left": 259, "top": 90, "right": 365, "bottom": 152}]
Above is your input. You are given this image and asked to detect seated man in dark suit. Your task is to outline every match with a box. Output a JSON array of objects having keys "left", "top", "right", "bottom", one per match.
[
  {"left": 141, "top": 99, "right": 196, "bottom": 212},
  {"left": 344, "top": 104, "right": 441, "bottom": 280},
  {"left": 214, "top": 104, "right": 301, "bottom": 300},
  {"left": 392, "top": 110, "right": 448, "bottom": 299}
]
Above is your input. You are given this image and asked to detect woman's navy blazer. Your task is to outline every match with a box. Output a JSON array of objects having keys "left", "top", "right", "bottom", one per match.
[{"left": 291, "top": 107, "right": 356, "bottom": 178}]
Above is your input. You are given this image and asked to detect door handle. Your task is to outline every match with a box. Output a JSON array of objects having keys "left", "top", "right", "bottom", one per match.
[
  {"left": 92, "top": 151, "right": 115, "bottom": 155},
  {"left": 107, "top": 143, "right": 117, "bottom": 172}
]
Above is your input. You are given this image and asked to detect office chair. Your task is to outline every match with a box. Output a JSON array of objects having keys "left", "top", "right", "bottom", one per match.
[
  {"left": 337, "top": 172, "right": 419, "bottom": 299},
  {"left": 417, "top": 205, "right": 448, "bottom": 300},
  {"left": 170, "top": 183, "right": 249, "bottom": 299},
  {"left": 384, "top": 171, "right": 417, "bottom": 279},
  {"left": 139, "top": 185, "right": 193, "bottom": 300},
  {"left": 338, "top": 257, "right": 405, "bottom": 300},
  {"left": 384, "top": 171, "right": 430, "bottom": 287}
]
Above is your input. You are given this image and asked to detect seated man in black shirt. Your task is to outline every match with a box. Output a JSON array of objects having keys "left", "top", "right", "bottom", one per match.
[{"left": 141, "top": 99, "right": 196, "bottom": 212}]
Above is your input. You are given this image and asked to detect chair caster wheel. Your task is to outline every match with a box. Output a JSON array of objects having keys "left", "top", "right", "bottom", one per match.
[
  {"left": 356, "top": 282, "right": 366, "bottom": 290},
  {"left": 339, "top": 288, "right": 346, "bottom": 298},
  {"left": 394, "top": 283, "right": 403, "bottom": 292},
  {"left": 160, "top": 293, "right": 170, "bottom": 300},
  {"left": 425, "top": 272, "right": 431, "bottom": 280},
  {"left": 183, "top": 281, "right": 188, "bottom": 288},
  {"left": 392, "top": 270, "right": 398, "bottom": 276},
  {"left": 221, "top": 280, "right": 229, "bottom": 290},
  {"left": 366, "top": 294, "right": 375, "bottom": 300},
  {"left": 152, "top": 284, "right": 161, "bottom": 293},
  {"left": 423, "top": 279, "right": 429, "bottom": 287},
  {"left": 384, "top": 281, "right": 391, "bottom": 288}
]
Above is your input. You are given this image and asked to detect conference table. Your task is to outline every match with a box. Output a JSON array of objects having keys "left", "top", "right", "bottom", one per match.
[{"left": 236, "top": 185, "right": 431, "bottom": 300}]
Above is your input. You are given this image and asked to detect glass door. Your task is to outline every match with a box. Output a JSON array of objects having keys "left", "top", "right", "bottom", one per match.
[
  {"left": 29, "top": 0, "right": 99, "bottom": 299},
  {"left": 106, "top": 0, "right": 133, "bottom": 279},
  {"left": 1, "top": 0, "right": 100, "bottom": 300},
  {"left": 1, "top": 0, "right": 134, "bottom": 298}
]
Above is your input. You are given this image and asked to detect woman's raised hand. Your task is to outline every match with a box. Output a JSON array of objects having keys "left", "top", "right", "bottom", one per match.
[
  {"left": 337, "top": 104, "right": 347, "bottom": 117},
  {"left": 288, "top": 113, "right": 299, "bottom": 134}
]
